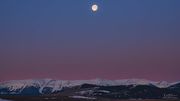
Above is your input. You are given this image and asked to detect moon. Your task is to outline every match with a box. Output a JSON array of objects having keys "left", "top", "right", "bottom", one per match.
[{"left": 92, "top": 4, "right": 98, "bottom": 12}]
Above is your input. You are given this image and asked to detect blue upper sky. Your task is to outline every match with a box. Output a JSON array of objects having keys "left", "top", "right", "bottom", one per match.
[{"left": 0, "top": 0, "right": 180, "bottom": 81}]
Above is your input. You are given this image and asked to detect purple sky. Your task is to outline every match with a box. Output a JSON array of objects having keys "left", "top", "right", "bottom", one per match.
[{"left": 0, "top": 0, "right": 180, "bottom": 82}]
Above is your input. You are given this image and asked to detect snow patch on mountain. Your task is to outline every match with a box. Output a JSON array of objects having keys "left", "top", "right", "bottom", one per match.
[
  {"left": 98, "top": 90, "right": 110, "bottom": 93},
  {"left": 70, "top": 96, "right": 96, "bottom": 100}
]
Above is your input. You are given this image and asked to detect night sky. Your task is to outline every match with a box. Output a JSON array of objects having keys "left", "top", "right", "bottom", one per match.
[{"left": 0, "top": 0, "right": 180, "bottom": 82}]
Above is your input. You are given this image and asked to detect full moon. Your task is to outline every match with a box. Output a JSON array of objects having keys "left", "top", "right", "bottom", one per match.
[{"left": 92, "top": 4, "right": 98, "bottom": 12}]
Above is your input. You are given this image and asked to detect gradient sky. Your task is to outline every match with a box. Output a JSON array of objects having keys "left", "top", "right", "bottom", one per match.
[{"left": 0, "top": 0, "right": 180, "bottom": 82}]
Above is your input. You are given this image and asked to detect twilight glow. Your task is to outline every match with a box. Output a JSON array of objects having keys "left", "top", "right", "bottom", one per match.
[{"left": 0, "top": 0, "right": 180, "bottom": 82}]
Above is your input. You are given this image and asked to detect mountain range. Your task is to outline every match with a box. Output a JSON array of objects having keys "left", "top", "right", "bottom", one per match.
[{"left": 0, "top": 79, "right": 179, "bottom": 99}]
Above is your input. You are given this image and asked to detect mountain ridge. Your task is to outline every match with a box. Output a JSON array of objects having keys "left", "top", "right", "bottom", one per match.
[
  {"left": 0, "top": 78, "right": 179, "bottom": 93},
  {"left": 0, "top": 78, "right": 180, "bottom": 99},
  {"left": 1, "top": 78, "right": 179, "bottom": 89}
]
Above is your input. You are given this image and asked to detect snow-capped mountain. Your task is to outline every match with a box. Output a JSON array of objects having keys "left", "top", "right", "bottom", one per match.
[
  {"left": 0, "top": 79, "right": 180, "bottom": 99},
  {"left": 0, "top": 79, "right": 177, "bottom": 94}
]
